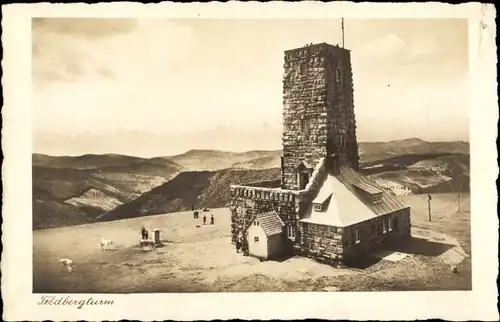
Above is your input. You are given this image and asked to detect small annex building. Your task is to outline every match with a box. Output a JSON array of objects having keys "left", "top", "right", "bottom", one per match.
[{"left": 245, "top": 210, "right": 285, "bottom": 260}]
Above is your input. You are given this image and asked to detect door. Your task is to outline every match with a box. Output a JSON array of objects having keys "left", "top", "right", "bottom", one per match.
[{"left": 298, "top": 171, "right": 310, "bottom": 190}]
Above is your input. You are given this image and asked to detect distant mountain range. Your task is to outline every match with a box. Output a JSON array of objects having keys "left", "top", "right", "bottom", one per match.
[
  {"left": 163, "top": 138, "right": 469, "bottom": 170},
  {"left": 33, "top": 127, "right": 284, "bottom": 157},
  {"left": 32, "top": 138, "right": 469, "bottom": 229}
]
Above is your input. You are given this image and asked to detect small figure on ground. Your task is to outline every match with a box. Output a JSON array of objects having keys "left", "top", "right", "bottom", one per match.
[
  {"left": 210, "top": 214, "right": 214, "bottom": 225},
  {"left": 203, "top": 214, "right": 207, "bottom": 225},
  {"left": 140, "top": 225, "right": 148, "bottom": 240},
  {"left": 242, "top": 238, "right": 249, "bottom": 256}
]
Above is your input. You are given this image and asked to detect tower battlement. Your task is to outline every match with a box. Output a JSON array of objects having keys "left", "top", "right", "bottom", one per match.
[{"left": 284, "top": 42, "right": 350, "bottom": 62}]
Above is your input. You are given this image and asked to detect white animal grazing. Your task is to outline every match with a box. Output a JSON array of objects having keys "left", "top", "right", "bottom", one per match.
[
  {"left": 59, "top": 258, "right": 73, "bottom": 272},
  {"left": 100, "top": 238, "right": 114, "bottom": 251}
]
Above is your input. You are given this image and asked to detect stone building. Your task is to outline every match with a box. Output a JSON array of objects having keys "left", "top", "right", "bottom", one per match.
[
  {"left": 229, "top": 43, "right": 412, "bottom": 267},
  {"left": 245, "top": 210, "right": 285, "bottom": 259}
]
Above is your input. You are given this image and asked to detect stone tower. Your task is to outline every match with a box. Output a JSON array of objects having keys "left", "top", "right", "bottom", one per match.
[{"left": 281, "top": 43, "right": 359, "bottom": 190}]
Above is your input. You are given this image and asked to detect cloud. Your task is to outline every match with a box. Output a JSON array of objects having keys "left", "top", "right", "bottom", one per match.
[
  {"left": 32, "top": 19, "right": 196, "bottom": 86},
  {"left": 32, "top": 18, "right": 137, "bottom": 38},
  {"left": 359, "top": 33, "right": 437, "bottom": 64}
]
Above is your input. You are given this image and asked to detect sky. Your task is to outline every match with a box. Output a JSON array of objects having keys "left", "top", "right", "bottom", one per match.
[{"left": 32, "top": 18, "right": 469, "bottom": 156}]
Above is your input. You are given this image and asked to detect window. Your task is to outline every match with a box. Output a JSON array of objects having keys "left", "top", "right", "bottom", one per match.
[
  {"left": 300, "top": 62, "right": 308, "bottom": 74},
  {"left": 372, "top": 194, "right": 383, "bottom": 204},
  {"left": 387, "top": 217, "right": 392, "bottom": 232},
  {"left": 254, "top": 237, "right": 259, "bottom": 242},
  {"left": 382, "top": 219, "right": 387, "bottom": 233},
  {"left": 314, "top": 203, "right": 322, "bottom": 211},
  {"left": 339, "top": 133, "right": 345, "bottom": 149},
  {"left": 355, "top": 228, "right": 361, "bottom": 244},
  {"left": 336, "top": 69, "right": 340, "bottom": 83},
  {"left": 287, "top": 225, "right": 296, "bottom": 240},
  {"left": 300, "top": 118, "right": 308, "bottom": 132},
  {"left": 257, "top": 221, "right": 260, "bottom": 227}
]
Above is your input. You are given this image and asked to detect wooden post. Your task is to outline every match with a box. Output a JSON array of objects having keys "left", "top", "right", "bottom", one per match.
[
  {"left": 458, "top": 194, "right": 461, "bottom": 212},
  {"left": 153, "top": 229, "right": 161, "bottom": 245},
  {"left": 427, "top": 194, "right": 432, "bottom": 222}
]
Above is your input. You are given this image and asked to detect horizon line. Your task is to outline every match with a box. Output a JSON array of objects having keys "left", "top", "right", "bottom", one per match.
[{"left": 32, "top": 137, "right": 470, "bottom": 159}]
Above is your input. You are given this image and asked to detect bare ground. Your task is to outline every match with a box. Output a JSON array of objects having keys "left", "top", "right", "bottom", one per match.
[{"left": 33, "top": 193, "right": 471, "bottom": 293}]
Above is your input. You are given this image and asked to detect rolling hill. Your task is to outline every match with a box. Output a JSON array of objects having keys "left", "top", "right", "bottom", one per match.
[
  {"left": 32, "top": 138, "right": 469, "bottom": 229},
  {"left": 361, "top": 153, "right": 470, "bottom": 194},
  {"left": 96, "top": 168, "right": 281, "bottom": 222},
  {"left": 32, "top": 153, "right": 147, "bottom": 170},
  {"left": 32, "top": 154, "right": 186, "bottom": 229},
  {"left": 165, "top": 139, "right": 469, "bottom": 171},
  {"left": 165, "top": 149, "right": 283, "bottom": 171},
  {"left": 358, "top": 138, "right": 469, "bottom": 163}
]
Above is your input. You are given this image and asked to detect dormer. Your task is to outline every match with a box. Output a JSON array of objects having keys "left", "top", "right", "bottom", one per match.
[
  {"left": 352, "top": 182, "right": 383, "bottom": 204},
  {"left": 296, "top": 160, "right": 313, "bottom": 172},
  {"left": 312, "top": 192, "right": 332, "bottom": 212}
]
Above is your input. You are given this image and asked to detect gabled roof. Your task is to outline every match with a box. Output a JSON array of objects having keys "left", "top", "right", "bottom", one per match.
[
  {"left": 300, "top": 166, "right": 410, "bottom": 227},
  {"left": 296, "top": 160, "right": 313, "bottom": 171},
  {"left": 248, "top": 210, "right": 285, "bottom": 236},
  {"left": 337, "top": 166, "right": 410, "bottom": 216}
]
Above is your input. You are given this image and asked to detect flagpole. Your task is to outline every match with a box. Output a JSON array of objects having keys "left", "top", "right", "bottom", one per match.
[{"left": 341, "top": 18, "right": 345, "bottom": 48}]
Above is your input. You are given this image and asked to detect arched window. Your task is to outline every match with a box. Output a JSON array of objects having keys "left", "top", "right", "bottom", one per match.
[{"left": 336, "top": 69, "right": 341, "bottom": 83}]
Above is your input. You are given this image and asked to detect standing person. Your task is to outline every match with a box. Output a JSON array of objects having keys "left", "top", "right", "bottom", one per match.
[
  {"left": 236, "top": 232, "right": 243, "bottom": 253},
  {"left": 242, "top": 238, "right": 249, "bottom": 256},
  {"left": 210, "top": 214, "right": 214, "bottom": 225},
  {"left": 140, "top": 225, "right": 148, "bottom": 240},
  {"left": 203, "top": 214, "right": 207, "bottom": 225}
]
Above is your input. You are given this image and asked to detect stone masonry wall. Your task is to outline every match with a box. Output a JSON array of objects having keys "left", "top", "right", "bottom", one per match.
[
  {"left": 342, "top": 209, "right": 412, "bottom": 263},
  {"left": 324, "top": 48, "right": 359, "bottom": 170},
  {"left": 281, "top": 43, "right": 360, "bottom": 190},
  {"left": 229, "top": 187, "right": 298, "bottom": 244},
  {"left": 297, "top": 222, "right": 345, "bottom": 267},
  {"left": 282, "top": 45, "right": 329, "bottom": 190},
  {"left": 230, "top": 158, "right": 328, "bottom": 247}
]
